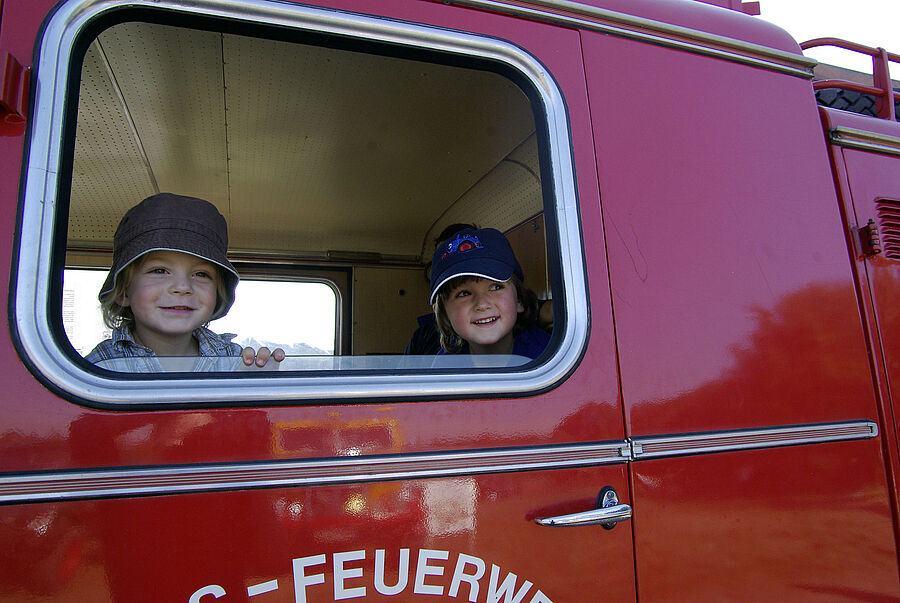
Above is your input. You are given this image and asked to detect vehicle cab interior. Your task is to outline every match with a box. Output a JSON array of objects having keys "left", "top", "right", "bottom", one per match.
[{"left": 59, "top": 13, "right": 557, "bottom": 374}]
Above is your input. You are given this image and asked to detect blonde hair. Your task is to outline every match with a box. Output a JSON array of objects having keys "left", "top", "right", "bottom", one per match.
[
  {"left": 432, "top": 274, "right": 538, "bottom": 353},
  {"left": 99, "top": 253, "right": 229, "bottom": 330}
]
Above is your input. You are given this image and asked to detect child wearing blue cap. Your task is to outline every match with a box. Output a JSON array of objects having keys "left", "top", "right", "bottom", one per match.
[{"left": 429, "top": 227, "right": 549, "bottom": 359}]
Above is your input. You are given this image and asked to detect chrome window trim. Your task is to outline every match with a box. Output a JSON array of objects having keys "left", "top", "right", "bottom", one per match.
[
  {"left": 630, "top": 420, "right": 878, "bottom": 459},
  {"left": 13, "top": 0, "right": 588, "bottom": 405},
  {"left": 445, "top": 0, "right": 816, "bottom": 78},
  {"left": 829, "top": 127, "right": 900, "bottom": 157},
  {"left": 0, "top": 442, "right": 629, "bottom": 504}
]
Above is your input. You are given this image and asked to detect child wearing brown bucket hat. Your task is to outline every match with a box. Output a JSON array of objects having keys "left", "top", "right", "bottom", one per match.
[{"left": 85, "top": 193, "right": 282, "bottom": 370}]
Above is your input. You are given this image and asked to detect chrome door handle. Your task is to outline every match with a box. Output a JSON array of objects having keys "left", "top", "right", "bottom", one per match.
[
  {"left": 534, "top": 486, "right": 631, "bottom": 529},
  {"left": 533, "top": 504, "right": 632, "bottom": 527}
]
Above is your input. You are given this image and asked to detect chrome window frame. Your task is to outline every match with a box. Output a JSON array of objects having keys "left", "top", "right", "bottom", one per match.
[{"left": 13, "top": 0, "right": 588, "bottom": 406}]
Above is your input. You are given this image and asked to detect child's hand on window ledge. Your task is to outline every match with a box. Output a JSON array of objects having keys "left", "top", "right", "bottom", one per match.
[{"left": 241, "top": 346, "right": 285, "bottom": 368}]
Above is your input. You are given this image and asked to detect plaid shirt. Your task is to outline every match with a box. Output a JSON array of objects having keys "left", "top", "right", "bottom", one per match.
[{"left": 85, "top": 325, "right": 242, "bottom": 373}]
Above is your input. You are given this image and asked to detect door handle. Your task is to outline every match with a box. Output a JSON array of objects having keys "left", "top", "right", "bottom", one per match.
[{"left": 534, "top": 486, "right": 631, "bottom": 529}]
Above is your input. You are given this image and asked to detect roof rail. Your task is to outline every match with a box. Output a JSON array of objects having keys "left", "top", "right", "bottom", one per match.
[
  {"left": 800, "top": 38, "right": 898, "bottom": 121},
  {"left": 694, "top": 0, "right": 760, "bottom": 15}
]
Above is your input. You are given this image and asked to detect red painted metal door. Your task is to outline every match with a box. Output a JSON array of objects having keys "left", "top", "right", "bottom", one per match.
[
  {"left": 0, "top": 0, "right": 636, "bottom": 600},
  {"left": 831, "top": 111, "right": 900, "bottom": 517}
]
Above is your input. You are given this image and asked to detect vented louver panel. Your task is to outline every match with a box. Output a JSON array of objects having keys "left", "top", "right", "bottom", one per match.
[{"left": 876, "top": 200, "right": 900, "bottom": 259}]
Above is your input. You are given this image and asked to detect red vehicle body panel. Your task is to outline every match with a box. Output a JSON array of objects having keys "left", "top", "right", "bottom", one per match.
[
  {"left": 1, "top": 0, "right": 899, "bottom": 601},
  {"left": 583, "top": 23, "right": 900, "bottom": 600}
]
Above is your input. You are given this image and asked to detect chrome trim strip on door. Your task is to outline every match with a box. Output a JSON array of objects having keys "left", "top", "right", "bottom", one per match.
[
  {"left": 630, "top": 421, "right": 877, "bottom": 459},
  {"left": 829, "top": 127, "right": 900, "bottom": 157},
  {"left": 0, "top": 442, "right": 630, "bottom": 504},
  {"left": 0, "top": 422, "right": 879, "bottom": 504},
  {"left": 445, "top": 0, "right": 816, "bottom": 77}
]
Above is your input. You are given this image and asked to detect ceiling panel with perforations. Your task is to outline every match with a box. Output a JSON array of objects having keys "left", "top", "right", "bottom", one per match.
[{"left": 66, "top": 20, "right": 539, "bottom": 264}]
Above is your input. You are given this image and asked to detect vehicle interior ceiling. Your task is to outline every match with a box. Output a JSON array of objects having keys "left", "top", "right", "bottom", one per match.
[{"left": 64, "top": 19, "right": 550, "bottom": 355}]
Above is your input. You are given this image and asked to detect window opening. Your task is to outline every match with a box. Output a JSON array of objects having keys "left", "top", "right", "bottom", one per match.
[{"left": 12, "top": 0, "right": 587, "bottom": 404}]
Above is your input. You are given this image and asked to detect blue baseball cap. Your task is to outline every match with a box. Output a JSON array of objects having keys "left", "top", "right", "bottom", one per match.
[{"left": 429, "top": 227, "right": 523, "bottom": 304}]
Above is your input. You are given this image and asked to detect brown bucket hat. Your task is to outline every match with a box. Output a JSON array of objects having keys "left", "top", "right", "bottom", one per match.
[{"left": 99, "top": 193, "right": 239, "bottom": 320}]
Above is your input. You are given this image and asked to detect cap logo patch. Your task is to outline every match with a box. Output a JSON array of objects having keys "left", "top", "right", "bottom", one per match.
[{"left": 441, "top": 233, "right": 482, "bottom": 259}]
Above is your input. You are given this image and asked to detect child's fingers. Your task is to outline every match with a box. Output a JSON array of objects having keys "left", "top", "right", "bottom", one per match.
[
  {"left": 238, "top": 346, "right": 282, "bottom": 370},
  {"left": 241, "top": 346, "right": 257, "bottom": 366},
  {"left": 255, "top": 347, "right": 272, "bottom": 366}
]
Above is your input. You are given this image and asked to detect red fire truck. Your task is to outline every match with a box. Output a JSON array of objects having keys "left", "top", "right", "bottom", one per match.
[{"left": 1, "top": 0, "right": 899, "bottom": 600}]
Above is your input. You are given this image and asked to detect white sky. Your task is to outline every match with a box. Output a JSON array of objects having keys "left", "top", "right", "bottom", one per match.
[
  {"left": 211, "top": 280, "right": 336, "bottom": 352},
  {"left": 755, "top": 0, "right": 899, "bottom": 73}
]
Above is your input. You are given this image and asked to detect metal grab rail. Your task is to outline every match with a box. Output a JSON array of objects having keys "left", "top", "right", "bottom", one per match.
[{"left": 800, "top": 37, "right": 898, "bottom": 121}]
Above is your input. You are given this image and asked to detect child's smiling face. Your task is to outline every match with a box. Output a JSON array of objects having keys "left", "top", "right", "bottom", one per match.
[
  {"left": 119, "top": 250, "right": 219, "bottom": 354},
  {"left": 443, "top": 277, "right": 524, "bottom": 354}
]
